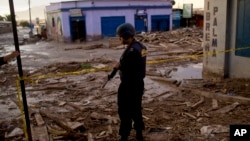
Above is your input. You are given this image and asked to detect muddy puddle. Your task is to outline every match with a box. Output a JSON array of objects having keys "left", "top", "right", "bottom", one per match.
[{"left": 169, "top": 63, "right": 202, "bottom": 80}]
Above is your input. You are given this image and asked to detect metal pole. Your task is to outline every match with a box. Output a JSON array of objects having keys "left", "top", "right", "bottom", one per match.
[
  {"left": 28, "top": 0, "right": 33, "bottom": 36},
  {"left": 8, "top": 0, "right": 32, "bottom": 141}
]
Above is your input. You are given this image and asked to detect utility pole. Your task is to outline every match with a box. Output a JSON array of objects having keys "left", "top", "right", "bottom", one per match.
[
  {"left": 9, "top": 0, "right": 33, "bottom": 141},
  {"left": 29, "top": 0, "right": 33, "bottom": 37}
]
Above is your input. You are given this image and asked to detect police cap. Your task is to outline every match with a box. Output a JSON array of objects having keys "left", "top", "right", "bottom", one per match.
[{"left": 116, "top": 23, "right": 135, "bottom": 40}]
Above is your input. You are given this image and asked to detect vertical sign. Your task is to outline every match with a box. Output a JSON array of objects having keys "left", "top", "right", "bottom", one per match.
[
  {"left": 203, "top": 0, "right": 228, "bottom": 78},
  {"left": 183, "top": 4, "right": 193, "bottom": 18},
  {"left": 204, "top": 0, "right": 219, "bottom": 64}
]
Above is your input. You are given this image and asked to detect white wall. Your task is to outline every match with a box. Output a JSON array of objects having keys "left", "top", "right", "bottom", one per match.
[
  {"left": 227, "top": 0, "right": 250, "bottom": 78},
  {"left": 202, "top": 0, "right": 228, "bottom": 78}
]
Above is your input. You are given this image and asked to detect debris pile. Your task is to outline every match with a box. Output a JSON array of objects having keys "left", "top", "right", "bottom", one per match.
[{"left": 1, "top": 27, "right": 250, "bottom": 141}]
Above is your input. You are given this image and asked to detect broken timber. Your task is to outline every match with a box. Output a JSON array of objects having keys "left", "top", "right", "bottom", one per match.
[
  {"left": 214, "top": 102, "right": 240, "bottom": 114},
  {"left": 190, "top": 89, "right": 250, "bottom": 105},
  {"left": 34, "top": 113, "right": 45, "bottom": 126},
  {"left": 67, "top": 102, "right": 85, "bottom": 111},
  {"left": 40, "top": 110, "right": 75, "bottom": 132},
  {"left": 31, "top": 125, "right": 49, "bottom": 141}
]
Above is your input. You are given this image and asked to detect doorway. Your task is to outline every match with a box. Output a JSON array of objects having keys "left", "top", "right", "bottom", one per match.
[{"left": 70, "top": 17, "right": 86, "bottom": 42}]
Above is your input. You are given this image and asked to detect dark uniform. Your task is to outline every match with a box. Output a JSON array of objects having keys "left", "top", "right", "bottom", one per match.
[
  {"left": 118, "top": 39, "right": 147, "bottom": 138},
  {"left": 0, "top": 57, "right": 6, "bottom": 66}
]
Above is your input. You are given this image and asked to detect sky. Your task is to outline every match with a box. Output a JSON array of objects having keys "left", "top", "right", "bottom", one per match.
[
  {"left": 0, "top": 0, "right": 204, "bottom": 16},
  {"left": 173, "top": 0, "right": 204, "bottom": 9},
  {"left": 0, "top": 0, "right": 68, "bottom": 16}
]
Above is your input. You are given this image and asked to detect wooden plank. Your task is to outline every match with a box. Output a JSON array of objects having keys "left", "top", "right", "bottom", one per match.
[
  {"left": 67, "top": 102, "right": 85, "bottom": 111},
  {"left": 191, "top": 97, "right": 205, "bottom": 108},
  {"left": 108, "top": 37, "right": 120, "bottom": 48},
  {"left": 34, "top": 113, "right": 45, "bottom": 126},
  {"left": 183, "top": 112, "right": 197, "bottom": 120},
  {"left": 90, "top": 112, "right": 118, "bottom": 124},
  {"left": 190, "top": 89, "right": 250, "bottom": 105},
  {"left": 65, "top": 121, "right": 84, "bottom": 130},
  {"left": 64, "top": 46, "right": 83, "bottom": 50},
  {"left": 32, "top": 126, "right": 49, "bottom": 141},
  {"left": 215, "top": 102, "right": 240, "bottom": 114},
  {"left": 152, "top": 91, "right": 172, "bottom": 98},
  {"left": 85, "top": 44, "right": 103, "bottom": 50},
  {"left": 88, "top": 133, "right": 94, "bottom": 141},
  {"left": 107, "top": 125, "right": 113, "bottom": 135},
  {"left": 148, "top": 76, "right": 178, "bottom": 85},
  {"left": 212, "top": 99, "right": 219, "bottom": 110},
  {"left": 40, "top": 110, "right": 73, "bottom": 132}
]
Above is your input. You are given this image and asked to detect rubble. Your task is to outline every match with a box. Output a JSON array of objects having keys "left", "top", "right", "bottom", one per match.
[{"left": 0, "top": 27, "right": 250, "bottom": 141}]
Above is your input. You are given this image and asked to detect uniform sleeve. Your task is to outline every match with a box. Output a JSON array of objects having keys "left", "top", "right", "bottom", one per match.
[
  {"left": 119, "top": 49, "right": 141, "bottom": 82},
  {"left": 0, "top": 57, "right": 6, "bottom": 66}
]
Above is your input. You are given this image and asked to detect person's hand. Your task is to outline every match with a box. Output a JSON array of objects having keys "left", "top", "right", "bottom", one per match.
[
  {"left": 108, "top": 67, "right": 118, "bottom": 80},
  {"left": 9, "top": 51, "right": 20, "bottom": 58},
  {"left": 4, "top": 51, "right": 20, "bottom": 62},
  {"left": 114, "top": 62, "right": 120, "bottom": 69}
]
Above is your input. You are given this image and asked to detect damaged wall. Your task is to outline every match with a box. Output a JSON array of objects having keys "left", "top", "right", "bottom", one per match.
[{"left": 46, "top": 12, "right": 64, "bottom": 42}]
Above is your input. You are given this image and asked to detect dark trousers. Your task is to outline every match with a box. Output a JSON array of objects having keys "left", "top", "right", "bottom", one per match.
[{"left": 117, "top": 80, "right": 145, "bottom": 137}]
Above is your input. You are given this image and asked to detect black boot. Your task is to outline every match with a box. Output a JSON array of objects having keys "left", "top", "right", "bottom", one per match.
[
  {"left": 118, "top": 136, "right": 128, "bottom": 141},
  {"left": 136, "top": 131, "right": 144, "bottom": 141}
]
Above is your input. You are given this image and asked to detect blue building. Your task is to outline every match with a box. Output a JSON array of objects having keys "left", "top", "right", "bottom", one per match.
[{"left": 45, "top": 0, "right": 173, "bottom": 42}]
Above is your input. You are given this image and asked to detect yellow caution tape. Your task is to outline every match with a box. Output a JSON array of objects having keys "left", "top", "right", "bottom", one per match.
[
  {"left": 147, "top": 46, "right": 250, "bottom": 64},
  {"left": 15, "top": 46, "right": 250, "bottom": 82},
  {"left": 16, "top": 80, "right": 29, "bottom": 141}
]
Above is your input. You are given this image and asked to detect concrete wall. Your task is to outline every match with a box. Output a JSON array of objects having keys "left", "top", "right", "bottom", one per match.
[
  {"left": 46, "top": 11, "right": 63, "bottom": 42},
  {"left": 202, "top": 0, "right": 228, "bottom": 79},
  {"left": 87, "top": 8, "right": 172, "bottom": 35},
  {"left": 227, "top": 0, "right": 250, "bottom": 78},
  {"left": 203, "top": 0, "right": 250, "bottom": 79}
]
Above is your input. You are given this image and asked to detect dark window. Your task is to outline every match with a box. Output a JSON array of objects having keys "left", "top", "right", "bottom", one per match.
[{"left": 52, "top": 17, "right": 55, "bottom": 27}]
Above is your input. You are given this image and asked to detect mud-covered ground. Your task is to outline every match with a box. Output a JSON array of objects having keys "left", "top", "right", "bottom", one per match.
[{"left": 0, "top": 28, "right": 250, "bottom": 141}]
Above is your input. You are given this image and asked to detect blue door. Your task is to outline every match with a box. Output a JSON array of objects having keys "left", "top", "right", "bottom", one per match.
[
  {"left": 101, "top": 16, "right": 125, "bottom": 37},
  {"left": 173, "top": 11, "right": 181, "bottom": 29},
  {"left": 135, "top": 15, "right": 147, "bottom": 33},
  {"left": 151, "top": 15, "right": 170, "bottom": 32},
  {"left": 70, "top": 16, "right": 86, "bottom": 41},
  {"left": 236, "top": 0, "right": 250, "bottom": 57}
]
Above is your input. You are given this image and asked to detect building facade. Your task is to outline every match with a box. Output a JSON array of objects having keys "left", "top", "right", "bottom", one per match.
[
  {"left": 45, "top": 0, "right": 173, "bottom": 42},
  {"left": 203, "top": 0, "right": 250, "bottom": 79},
  {"left": 0, "top": 21, "right": 12, "bottom": 34}
]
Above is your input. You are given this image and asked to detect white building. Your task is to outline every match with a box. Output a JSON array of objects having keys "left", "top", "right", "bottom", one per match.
[
  {"left": 203, "top": 0, "right": 250, "bottom": 78},
  {"left": 45, "top": 0, "right": 173, "bottom": 42}
]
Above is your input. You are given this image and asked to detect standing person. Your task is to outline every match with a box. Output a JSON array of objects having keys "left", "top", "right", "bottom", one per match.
[
  {"left": 109, "top": 23, "right": 147, "bottom": 141},
  {"left": 0, "top": 51, "right": 20, "bottom": 66}
]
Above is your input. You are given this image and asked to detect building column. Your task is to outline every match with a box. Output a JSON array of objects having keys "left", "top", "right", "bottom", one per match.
[{"left": 202, "top": 0, "right": 228, "bottom": 79}]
